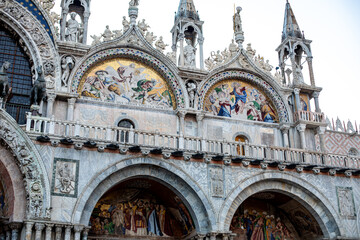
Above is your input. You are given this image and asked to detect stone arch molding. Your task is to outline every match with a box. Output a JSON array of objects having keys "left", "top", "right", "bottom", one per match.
[
  {"left": 197, "top": 70, "right": 290, "bottom": 123},
  {"left": 70, "top": 47, "right": 188, "bottom": 109},
  {"left": 72, "top": 157, "right": 216, "bottom": 233},
  {"left": 219, "top": 172, "right": 342, "bottom": 239},
  {"left": 0, "top": 109, "right": 51, "bottom": 219},
  {"left": 0, "top": 0, "right": 59, "bottom": 90}
]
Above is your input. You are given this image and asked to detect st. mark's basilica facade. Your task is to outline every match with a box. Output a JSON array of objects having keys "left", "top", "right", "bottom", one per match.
[{"left": 0, "top": 0, "right": 359, "bottom": 239}]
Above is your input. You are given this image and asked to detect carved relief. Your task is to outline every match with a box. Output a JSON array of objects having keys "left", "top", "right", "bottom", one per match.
[
  {"left": 209, "top": 166, "right": 224, "bottom": 197},
  {"left": 337, "top": 187, "right": 356, "bottom": 218},
  {"left": 52, "top": 158, "right": 79, "bottom": 197}
]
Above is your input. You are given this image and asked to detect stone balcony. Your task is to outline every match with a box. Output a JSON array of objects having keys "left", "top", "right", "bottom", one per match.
[
  {"left": 25, "top": 113, "right": 360, "bottom": 175},
  {"left": 294, "top": 110, "right": 326, "bottom": 128}
]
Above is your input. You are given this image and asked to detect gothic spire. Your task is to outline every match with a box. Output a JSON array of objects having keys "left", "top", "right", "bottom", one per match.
[
  {"left": 282, "top": 1, "right": 302, "bottom": 41},
  {"left": 176, "top": 0, "right": 200, "bottom": 21}
]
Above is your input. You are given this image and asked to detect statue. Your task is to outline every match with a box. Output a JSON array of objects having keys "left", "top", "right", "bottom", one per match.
[
  {"left": 91, "top": 35, "right": 102, "bottom": 46},
  {"left": 61, "top": 56, "right": 75, "bottom": 88},
  {"left": 39, "top": 0, "right": 55, "bottom": 13},
  {"left": 233, "top": 7, "right": 243, "bottom": 34},
  {"left": 186, "top": 81, "right": 197, "bottom": 108},
  {"left": 166, "top": 52, "right": 176, "bottom": 63},
  {"left": 205, "top": 57, "right": 215, "bottom": 70},
  {"left": 129, "top": 0, "right": 139, "bottom": 7},
  {"left": 184, "top": 39, "right": 196, "bottom": 68},
  {"left": 137, "top": 19, "right": 150, "bottom": 35},
  {"left": 295, "top": 64, "right": 304, "bottom": 84},
  {"left": 30, "top": 66, "right": 47, "bottom": 106},
  {"left": 113, "top": 30, "right": 123, "bottom": 38},
  {"left": 211, "top": 50, "right": 223, "bottom": 64},
  {"left": 229, "top": 39, "right": 239, "bottom": 56},
  {"left": 0, "top": 61, "right": 11, "bottom": 98},
  {"left": 122, "top": 16, "right": 130, "bottom": 32},
  {"left": 263, "top": 60, "right": 273, "bottom": 72},
  {"left": 65, "top": 12, "right": 80, "bottom": 42},
  {"left": 102, "top": 25, "right": 114, "bottom": 42},
  {"left": 145, "top": 32, "right": 157, "bottom": 45},
  {"left": 246, "top": 43, "right": 256, "bottom": 59},
  {"left": 155, "top": 36, "right": 168, "bottom": 52}
]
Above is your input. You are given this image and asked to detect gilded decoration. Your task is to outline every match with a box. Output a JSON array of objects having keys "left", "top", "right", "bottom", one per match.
[
  {"left": 204, "top": 80, "right": 278, "bottom": 122},
  {"left": 77, "top": 58, "right": 176, "bottom": 109},
  {"left": 90, "top": 179, "right": 195, "bottom": 239}
]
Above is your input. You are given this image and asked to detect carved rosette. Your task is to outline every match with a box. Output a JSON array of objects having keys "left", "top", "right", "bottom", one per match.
[
  {"left": 0, "top": 110, "right": 47, "bottom": 219},
  {"left": 0, "top": 0, "right": 59, "bottom": 90}
]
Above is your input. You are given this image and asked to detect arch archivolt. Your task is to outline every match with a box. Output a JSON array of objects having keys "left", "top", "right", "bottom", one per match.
[
  {"left": 219, "top": 172, "right": 342, "bottom": 239},
  {"left": 0, "top": 0, "right": 59, "bottom": 90},
  {"left": 197, "top": 70, "right": 290, "bottom": 123},
  {"left": 0, "top": 110, "right": 51, "bottom": 219},
  {"left": 69, "top": 47, "right": 188, "bottom": 109},
  {"left": 292, "top": 41, "right": 312, "bottom": 57},
  {"left": 181, "top": 22, "right": 203, "bottom": 39},
  {"left": 72, "top": 157, "right": 216, "bottom": 233}
]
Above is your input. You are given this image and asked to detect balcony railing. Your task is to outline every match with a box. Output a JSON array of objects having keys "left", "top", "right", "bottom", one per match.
[
  {"left": 294, "top": 110, "right": 325, "bottom": 124},
  {"left": 25, "top": 113, "right": 360, "bottom": 171}
]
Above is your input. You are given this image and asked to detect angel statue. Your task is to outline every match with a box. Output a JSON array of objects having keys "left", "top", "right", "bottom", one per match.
[{"left": 129, "top": 0, "right": 139, "bottom": 7}]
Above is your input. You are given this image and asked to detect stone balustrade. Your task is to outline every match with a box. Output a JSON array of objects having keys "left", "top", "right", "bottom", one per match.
[
  {"left": 25, "top": 113, "right": 360, "bottom": 172},
  {"left": 294, "top": 110, "right": 325, "bottom": 123}
]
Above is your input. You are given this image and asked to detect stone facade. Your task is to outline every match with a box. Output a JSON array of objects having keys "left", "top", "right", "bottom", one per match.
[{"left": 0, "top": 0, "right": 359, "bottom": 240}]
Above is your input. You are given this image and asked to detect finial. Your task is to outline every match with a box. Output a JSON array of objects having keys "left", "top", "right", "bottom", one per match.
[
  {"left": 128, "top": 0, "right": 139, "bottom": 25},
  {"left": 233, "top": 6, "right": 244, "bottom": 48}
]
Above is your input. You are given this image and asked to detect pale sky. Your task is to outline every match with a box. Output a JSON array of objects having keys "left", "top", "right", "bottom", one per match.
[{"left": 54, "top": 0, "right": 360, "bottom": 124}]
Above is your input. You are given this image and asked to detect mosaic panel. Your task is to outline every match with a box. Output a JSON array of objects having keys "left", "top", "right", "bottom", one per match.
[
  {"left": 204, "top": 80, "right": 278, "bottom": 122},
  {"left": 198, "top": 71, "right": 289, "bottom": 122},
  {"left": 71, "top": 48, "right": 185, "bottom": 108},
  {"left": 77, "top": 58, "right": 176, "bottom": 109}
]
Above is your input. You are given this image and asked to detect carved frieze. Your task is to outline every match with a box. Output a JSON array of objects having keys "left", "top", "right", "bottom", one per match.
[
  {"left": 51, "top": 158, "right": 79, "bottom": 197},
  {"left": 337, "top": 187, "right": 356, "bottom": 218},
  {"left": 209, "top": 166, "right": 224, "bottom": 197}
]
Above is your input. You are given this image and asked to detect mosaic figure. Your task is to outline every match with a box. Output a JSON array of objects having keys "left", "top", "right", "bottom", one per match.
[
  {"left": 204, "top": 80, "right": 278, "bottom": 122},
  {"left": 79, "top": 59, "right": 175, "bottom": 109}
]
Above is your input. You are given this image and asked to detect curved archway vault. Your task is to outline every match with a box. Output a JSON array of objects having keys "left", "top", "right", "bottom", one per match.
[
  {"left": 73, "top": 158, "right": 215, "bottom": 234},
  {"left": 219, "top": 173, "right": 342, "bottom": 239}
]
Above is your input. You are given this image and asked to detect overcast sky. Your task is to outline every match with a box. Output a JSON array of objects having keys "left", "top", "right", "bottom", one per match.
[{"left": 54, "top": 0, "right": 360, "bottom": 124}]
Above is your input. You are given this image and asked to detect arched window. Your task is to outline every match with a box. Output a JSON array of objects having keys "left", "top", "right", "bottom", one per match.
[
  {"left": 117, "top": 119, "right": 135, "bottom": 143},
  {"left": 235, "top": 135, "right": 248, "bottom": 156},
  {"left": 348, "top": 148, "right": 358, "bottom": 157},
  {"left": 0, "top": 26, "right": 33, "bottom": 124}
]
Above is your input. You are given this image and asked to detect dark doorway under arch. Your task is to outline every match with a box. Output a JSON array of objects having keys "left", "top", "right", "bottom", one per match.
[{"left": 230, "top": 191, "right": 323, "bottom": 240}]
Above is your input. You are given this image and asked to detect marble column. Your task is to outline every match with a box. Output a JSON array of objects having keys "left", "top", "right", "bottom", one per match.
[
  {"left": 198, "top": 37, "right": 204, "bottom": 70},
  {"left": 82, "top": 227, "right": 90, "bottom": 240},
  {"left": 46, "top": 93, "right": 56, "bottom": 117},
  {"left": 74, "top": 225, "right": 84, "bottom": 240},
  {"left": 297, "top": 124, "right": 307, "bottom": 149},
  {"left": 9, "top": 223, "right": 22, "bottom": 240},
  {"left": 196, "top": 113, "right": 205, "bottom": 137},
  {"left": 280, "top": 124, "right": 290, "bottom": 148},
  {"left": 209, "top": 233, "right": 217, "bottom": 240},
  {"left": 67, "top": 98, "right": 77, "bottom": 121},
  {"left": 307, "top": 56, "right": 315, "bottom": 86},
  {"left": 24, "top": 222, "right": 33, "bottom": 240},
  {"left": 4, "top": 228, "right": 10, "bottom": 240},
  {"left": 55, "top": 225, "right": 62, "bottom": 240},
  {"left": 45, "top": 224, "right": 54, "bottom": 240},
  {"left": 312, "top": 92, "right": 321, "bottom": 113},
  {"left": 177, "top": 110, "right": 186, "bottom": 149},
  {"left": 82, "top": 12, "right": 90, "bottom": 44},
  {"left": 60, "top": 12, "right": 68, "bottom": 41},
  {"left": 34, "top": 223, "right": 45, "bottom": 240},
  {"left": 317, "top": 127, "right": 327, "bottom": 153},
  {"left": 294, "top": 88, "right": 301, "bottom": 112},
  {"left": 179, "top": 34, "right": 185, "bottom": 67},
  {"left": 64, "top": 226, "right": 72, "bottom": 240}
]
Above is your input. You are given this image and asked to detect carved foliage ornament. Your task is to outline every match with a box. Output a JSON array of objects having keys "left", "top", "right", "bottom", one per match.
[{"left": 0, "top": 112, "right": 46, "bottom": 219}]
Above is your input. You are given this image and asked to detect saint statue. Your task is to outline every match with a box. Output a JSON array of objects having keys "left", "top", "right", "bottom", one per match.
[
  {"left": 233, "top": 7, "right": 243, "bottom": 34},
  {"left": 122, "top": 16, "right": 130, "bottom": 32},
  {"left": 184, "top": 39, "right": 196, "bottom": 68},
  {"left": 102, "top": 25, "right": 114, "bottom": 42},
  {"left": 155, "top": 36, "right": 168, "bottom": 52},
  {"left": 65, "top": 12, "right": 80, "bottom": 42}
]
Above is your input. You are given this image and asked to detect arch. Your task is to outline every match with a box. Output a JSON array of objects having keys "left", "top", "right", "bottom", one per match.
[
  {"left": 0, "top": 109, "right": 51, "bottom": 219},
  {"left": 219, "top": 172, "right": 342, "bottom": 239},
  {"left": 197, "top": 70, "right": 290, "bottom": 123},
  {"left": 70, "top": 47, "right": 188, "bottom": 109},
  {"left": 114, "top": 115, "right": 139, "bottom": 129},
  {"left": 348, "top": 148, "right": 358, "bottom": 156},
  {"left": 292, "top": 42, "right": 312, "bottom": 57},
  {"left": 0, "top": 0, "right": 60, "bottom": 88},
  {"left": 181, "top": 22, "right": 203, "bottom": 39},
  {"left": 232, "top": 132, "right": 251, "bottom": 143},
  {"left": 0, "top": 145, "right": 26, "bottom": 222},
  {"left": 72, "top": 157, "right": 216, "bottom": 233}
]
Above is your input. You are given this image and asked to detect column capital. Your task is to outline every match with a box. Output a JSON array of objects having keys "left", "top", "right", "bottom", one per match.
[
  {"left": 296, "top": 124, "right": 306, "bottom": 132},
  {"left": 198, "top": 37, "right": 204, "bottom": 44},
  {"left": 35, "top": 223, "right": 45, "bottom": 231},
  {"left": 196, "top": 113, "right": 205, "bottom": 122},
  {"left": 47, "top": 93, "right": 57, "bottom": 102},
  {"left": 55, "top": 225, "right": 63, "bottom": 233},
  {"left": 67, "top": 97, "right": 77, "bottom": 105},
  {"left": 312, "top": 91, "right": 320, "bottom": 98},
  {"left": 73, "top": 225, "right": 84, "bottom": 233},
  {"left": 82, "top": 227, "right": 91, "bottom": 235},
  {"left": 317, "top": 126, "right": 326, "bottom": 135},
  {"left": 178, "top": 33, "right": 185, "bottom": 40},
  {"left": 280, "top": 124, "right": 290, "bottom": 132},
  {"left": 306, "top": 56, "right": 313, "bottom": 61},
  {"left": 293, "top": 88, "right": 301, "bottom": 95},
  {"left": 177, "top": 110, "right": 187, "bottom": 118},
  {"left": 45, "top": 224, "right": 54, "bottom": 230},
  {"left": 9, "top": 222, "right": 22, "bottom": 230}
]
